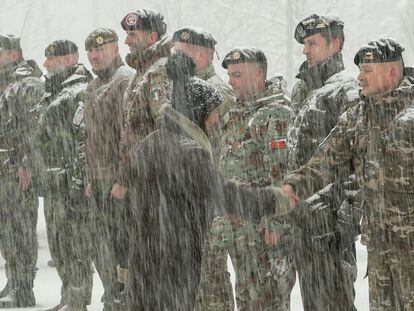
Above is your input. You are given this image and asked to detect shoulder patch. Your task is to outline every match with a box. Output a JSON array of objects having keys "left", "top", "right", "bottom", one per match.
[{"left": 150, "top": 87, "right": 162, "bottom": 101}]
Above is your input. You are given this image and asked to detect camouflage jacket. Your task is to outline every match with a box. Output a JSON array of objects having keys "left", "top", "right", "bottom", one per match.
[
  {"left": 197, "top": 63, "right": 236, "bottom": 166},
  {"left": 288, "top": 53, "right": 360, "bottom": 171},
  {"left": 35, "top": 64, "right": 93, "bottom": 196},
  {"left": 120, "top": 34, "right": 173, "bottom": 173},
  {"left": 84, "top": 57, "right": 133, "bottom": 182},
  {"left": 219, "top": 76, "right": 291, "bottom": 187},
  {"left": 285, "top": 72, "right": 414, "bottom": 248},
  {"left": 0, "top": 59, "right": 44, "bottom": 178}
]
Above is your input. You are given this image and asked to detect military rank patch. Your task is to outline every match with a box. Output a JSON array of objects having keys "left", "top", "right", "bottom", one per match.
[
  {"left": 269, "top": 139, "right": 286, "bottom": 150},
  {"left": 151, "top": 88, "right": 162, "bottom": 101},
  {"left": 73, "top": 104, "right": 84, "bottom": 126}
]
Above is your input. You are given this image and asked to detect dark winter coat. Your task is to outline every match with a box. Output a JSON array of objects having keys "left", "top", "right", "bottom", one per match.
[{"left": 126, "top": 53, "right": 290, "bottom": 311}]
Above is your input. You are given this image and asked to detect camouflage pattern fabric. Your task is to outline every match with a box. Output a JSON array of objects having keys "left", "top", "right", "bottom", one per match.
[
  {"left": 285, "top": 72, "right": 414, "bottom": 310},
  {"left": 84, "top": 58, "right": 134, "bottom": 308},
  {"left": 218, "top": 76, "right": 294, "bottom": 310},
  {"left": 120, "top": 34, "right": 173, "bottom": 178},
  {"left": 287, "top": 53, "right": 361, "bottom": 311},
  {"left": 0, "top": 59, "right": 44, "bottom": 290},
  {"left": 35, "top": 64, "right": 94, "bottom": 306}
]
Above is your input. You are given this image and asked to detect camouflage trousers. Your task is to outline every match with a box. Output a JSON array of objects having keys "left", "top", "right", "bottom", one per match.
[
  {"left": 0, "top": 178, "right": 38, "bottom": 288},
  {"left": 294, "top": 233, "right": 357, "bottom": 311},
  {"left": 89, "top": 180, "right": 129, "bottom": 308},
  {"left": 195, "top": 217, "right": 235, "bottom": 311},
  {"left": 43, "top": 194, "right": 93, "bottom": 306},
  {"left": 196, "top": 217, "right": 295, "bottom": 311},
  {"left": 367, "top": 245, "right": 414, "bottom": 311}
]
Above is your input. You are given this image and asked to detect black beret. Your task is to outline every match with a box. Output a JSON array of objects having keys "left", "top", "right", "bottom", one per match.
[
  {"left": 0, "top": 34, "right": 21, "bottom": 51},
  {"left": 354, "top": 38, "right": 405, "bottom": 65},
  {"left": 172, "top": 27, "right": 217, "bottom": 49},
  {"left": 45, "top": 40, "right": 78, "bottom": 57},
  {"left": 85, "top": 27, "right": 118, "bottom": 50},
  {"left": 222, "top": 47, "right": 267, "bottom": 69},
  {"left": 294, "top": 14, "right": 344, "bottom": 44},
  {"left": 121, "top": 9, "right": 167, "bottom": 37}
]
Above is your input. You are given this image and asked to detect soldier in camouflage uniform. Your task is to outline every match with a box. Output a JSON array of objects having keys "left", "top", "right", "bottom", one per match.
[
  {"left": 84, "top": 28, "right": 134, "bottom": 309},
  {"left": 284, "top": 38, "right": 414, "bottom": 311},
  {"left": 111, "top": 8, "right": 171, "bottom": 197},
  {"left": 34, "top": 40, "right": 94, "bottom": 311},
  {"left": 0, "top": 34, "right": 43, "bottom": 308},
  {"left": 219, "top": 47, "right": 294, "bottom": 310},
  {"left": 171, "top": 26, "right": 236, "bottom": 311},
  {"left": 283, "top": 14, "right": 361, "bottom": 311}
]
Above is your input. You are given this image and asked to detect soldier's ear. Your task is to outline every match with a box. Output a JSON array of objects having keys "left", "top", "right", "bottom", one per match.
[
  {"left": 329, "top": 38, "right": 340, "bottom": 54},
  {"left": 148, "top": 31, "right": 158, "bottom": 45},
  {"left": 9, "top": 50, "right": 20, "bottom": 62}
]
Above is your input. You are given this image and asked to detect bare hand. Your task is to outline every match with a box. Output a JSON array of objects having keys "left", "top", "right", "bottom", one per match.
[
  {"left": 16, "top": 167, "right": 31, "bottom": 191},
  {"left": 282, "top": 184, "right": 299, "bottom": 208},
  {"left": 111, "top": 183, "right": 127, "bottom": 199},
  {"left": 85, "top": 183, "right": 92, "bottom": 198},
  {"left": 204, "top": 110, "right": 219, "bottom": 130},
  {"left": 264, "top": 229, "right": 281, "bottom": 246}
]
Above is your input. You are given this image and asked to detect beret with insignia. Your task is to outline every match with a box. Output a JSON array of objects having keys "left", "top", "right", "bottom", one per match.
[
  {"left": 172, "top": 26, "right": 217, "bottom": 49},
  {"left": 0, "top": 34, "right": 21, "bottom": 52},
  {"left": 45, "top": 39, "right": 78, "bottom": 57},
  {"left": 121, "top": 9, "right": 167, "bottom": 38},
  {"left": 222, "top": 47, "right": 267, "bottom": 69},
  {"left": 354, "top": 38, "right": 405, "bottom": 65},
  {"left": 294, "top": 14, "right": 344, "bottom": 45},
  {"left": 85, "top": 27, "right": 118, "bottom": 50}
]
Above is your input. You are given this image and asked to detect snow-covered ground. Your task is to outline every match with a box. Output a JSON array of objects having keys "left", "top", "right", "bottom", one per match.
[{"left": 0, "top": 200, "right": 368, "bottom": 310}]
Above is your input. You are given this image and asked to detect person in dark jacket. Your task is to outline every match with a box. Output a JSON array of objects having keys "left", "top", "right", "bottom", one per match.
[{"left": 125, "top": 52, "right": 292, "bottom": 311}]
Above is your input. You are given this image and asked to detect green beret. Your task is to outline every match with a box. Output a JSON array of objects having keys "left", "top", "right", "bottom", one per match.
[
  {"left": 85, "top": 27, "right": 118, "bottom": 50},
  {"left": 172, "top": 27, "right": 217, "bottom": 49},
  {"left": 294, "top": 14, "right": 344, "bottom": 44},
  {"left": 45, "top": 40, "right": 78, "bottom": 57},
  {"left": 0, "top": 34, "right": 21, "bottom": 51},
  {"left": 121, "top": 9, "right": 167, "bottom": 37},
  {"left": 222, "top": 47, "right": 267, "bottom": 69},
  {"left": 354, "top": 38, "right": 404, "bottom": 65}
]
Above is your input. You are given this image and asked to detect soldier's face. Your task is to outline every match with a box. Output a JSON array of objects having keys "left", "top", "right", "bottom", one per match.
[
  {"left": 358, "top": 63, "right": 396, "bottom": 96},
  {"left": 227, "top": 63, "right": 263, "bottom": 101},
  {"left": 0, "top": 50, "right": 15, "bottom": 69},
  {"left": 302, "top": 33, "right": 338, "bottom": 67},
  {"left": 87, "top": 43, "right": 119, "bottom": 71},
  {"left": 124, "top": 30, "right": 153, "bottom": 54},
  {"left": 43, "top": 55, "right": 68, "bottom": 75}
]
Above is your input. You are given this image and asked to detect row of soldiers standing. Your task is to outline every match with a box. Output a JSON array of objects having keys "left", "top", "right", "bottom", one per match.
[{"left": 0, "top": 7, "right": 413, "bottom": 311}]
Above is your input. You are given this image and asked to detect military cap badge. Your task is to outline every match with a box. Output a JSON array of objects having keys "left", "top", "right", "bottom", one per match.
[
  {"left": 315, "top": 19, "right": 327, "bottom": 29},
  {"left": 296, "top": 25, "right": 306, "bottom": 38},
  {"left": 96, "top": 36, "right": 104, "bottom": 45},
  {"left": 48, "top": 44, "right": 56, "bottom": 53},
  {"left": 180, "top": 31, "right": 190, "bottom": 41},
  {"left": 126, "top": 13, "right": 138, "bottom": 26},
  {"left": 364, "top": 52, "right": 375, "bottom": 62},
  {"left": 232, "top": 51, "right": 240, "bottom": 60}
]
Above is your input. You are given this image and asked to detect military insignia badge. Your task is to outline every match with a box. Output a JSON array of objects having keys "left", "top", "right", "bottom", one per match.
[
  {"left": 364, "top": 52, "right": 375, "bottom": 61},
  {"left": 48, "top": 44, "right": 56, "bottom": 53},
  {"left": 96, "top": 36, "right": 104, "bottom": 45},
  {"left": 315, "top": 20, "right": 327, "bottom": 29},
  {"left": 297, "top": 25, "right": 306, "bottom": 38},
  {"left": 72, "top": 104, "right": 84, "bottom": 126},
  {"left": 126, "top": 13, "right": 138, "bottom": 26},
  {"left": 232, "top": 51, "right": 240, "bottom": 60},
  {"left": 180, "top": 31, "right": 190, "bottom": 41},
  {"left": 269, "top": 138, "right": 286, "bottom": 150},
  {"left": 151, "top": 88, "right": 162, "bottom": 101}
]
